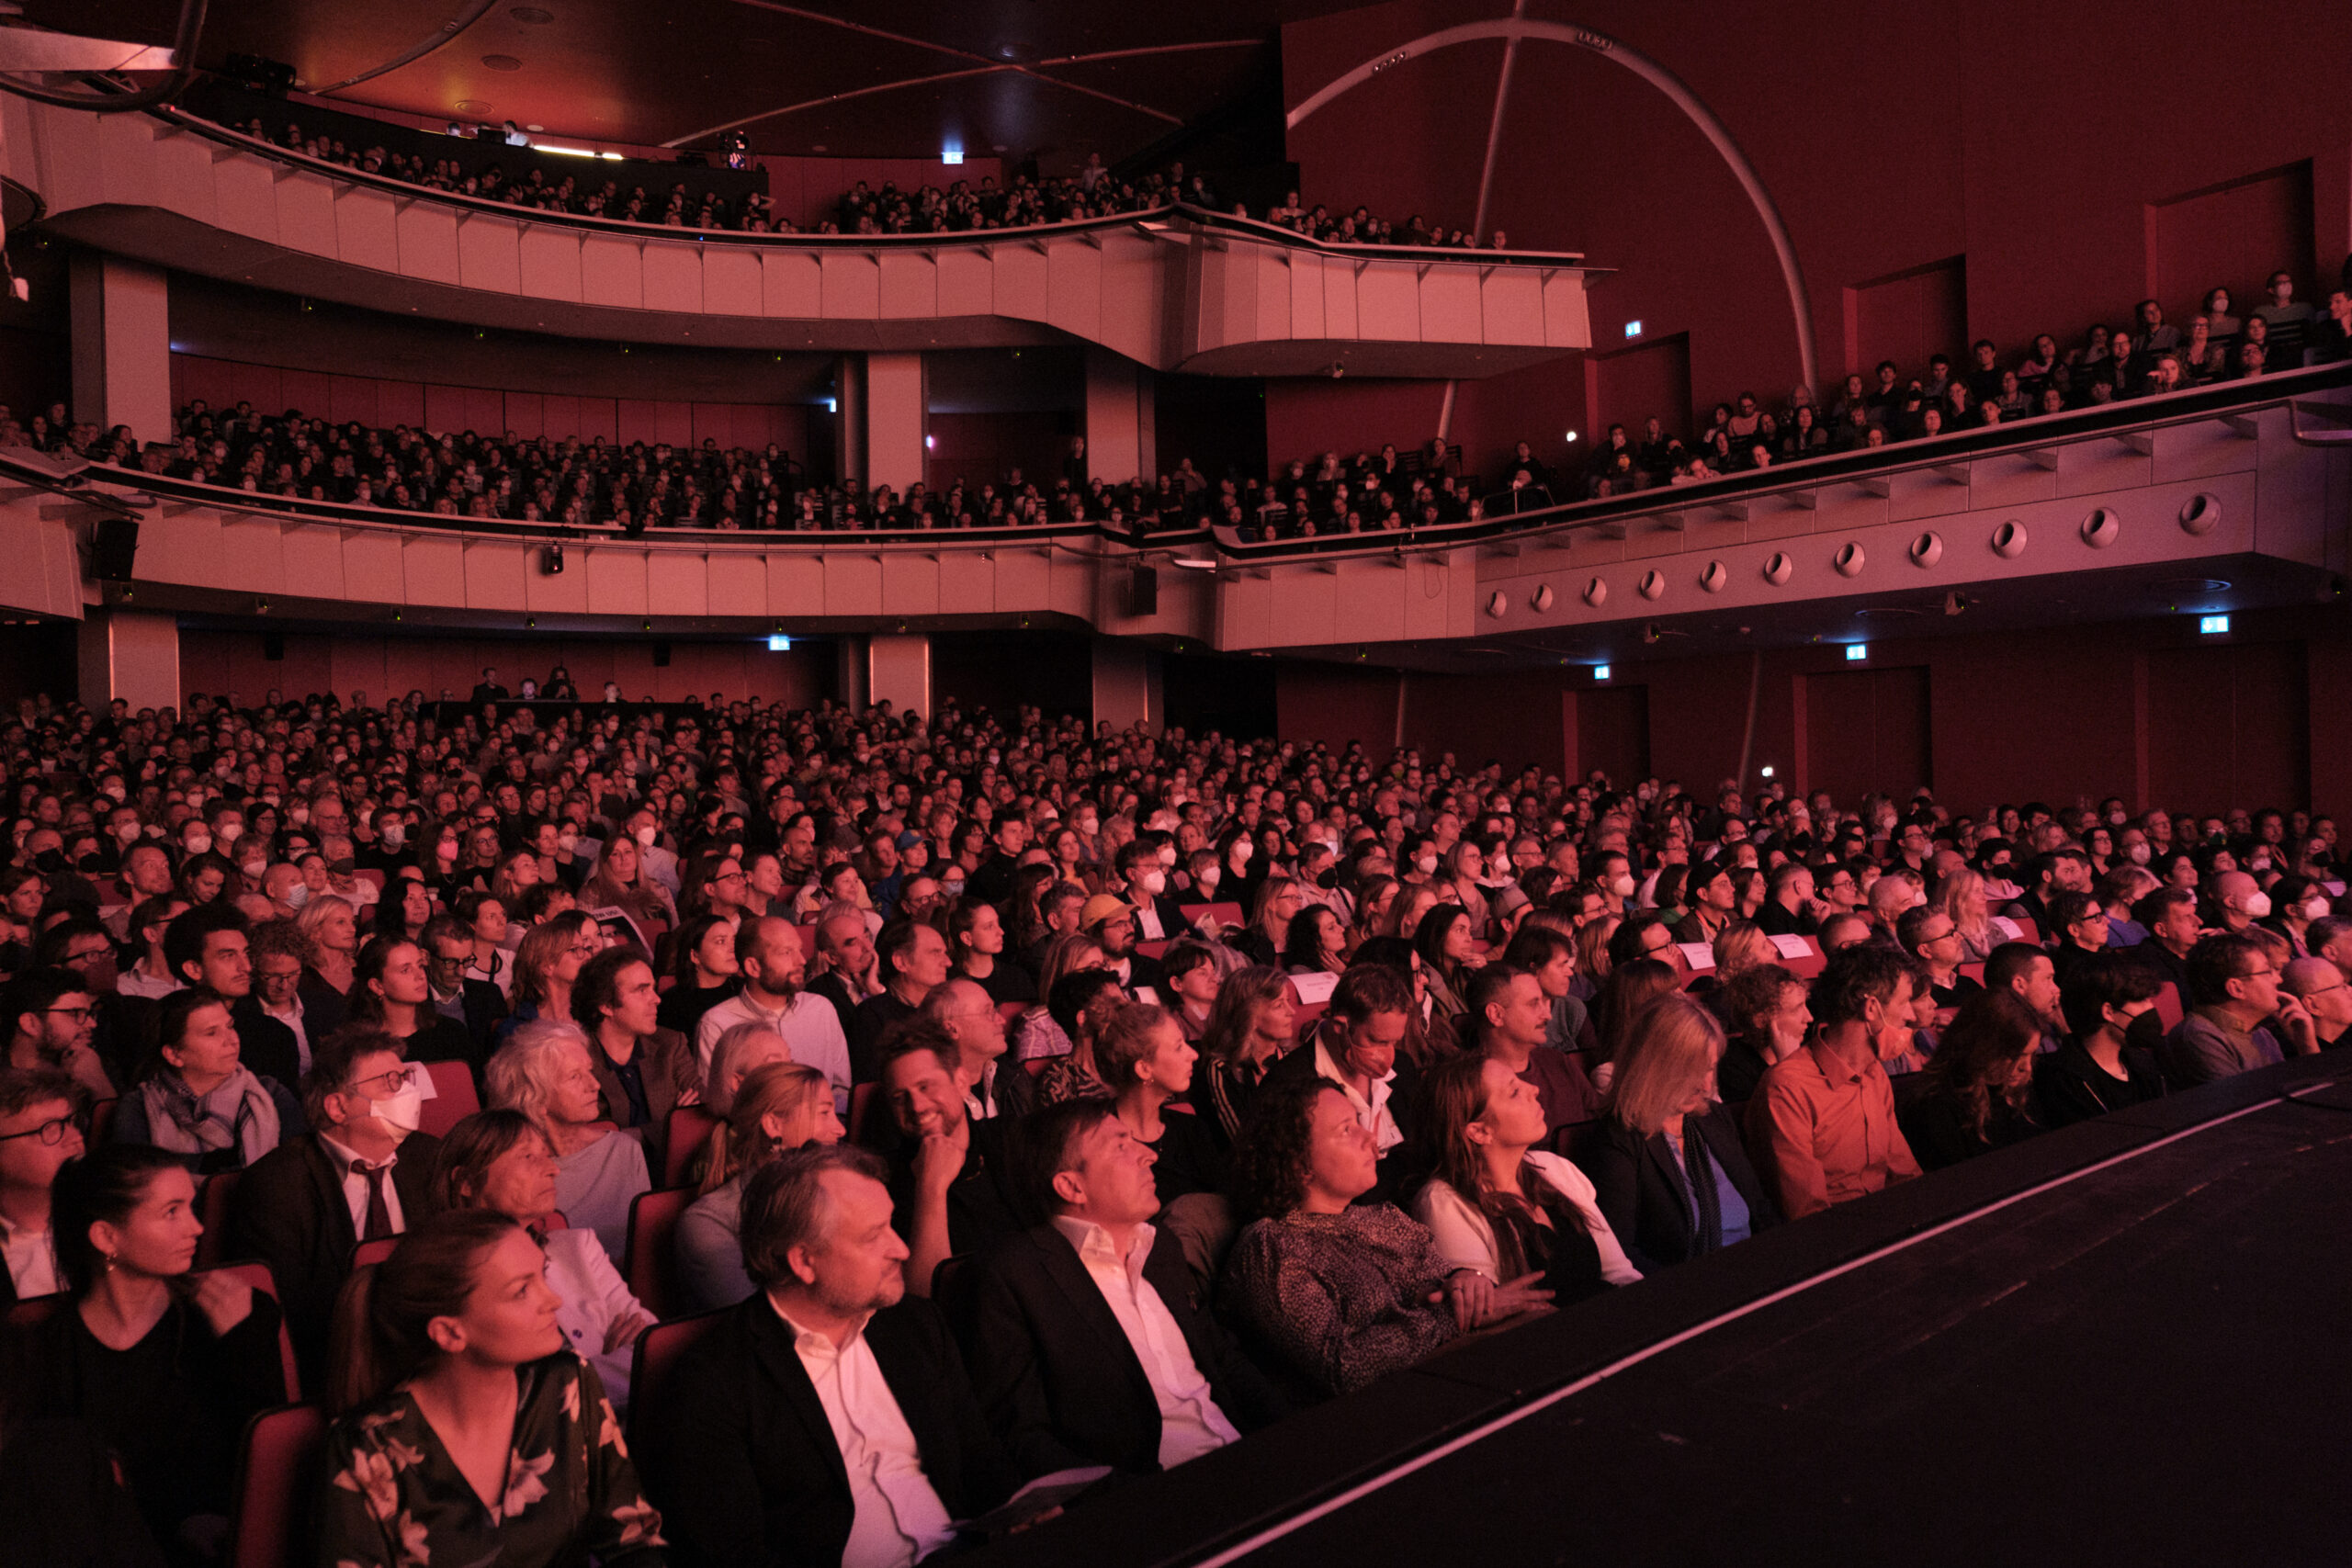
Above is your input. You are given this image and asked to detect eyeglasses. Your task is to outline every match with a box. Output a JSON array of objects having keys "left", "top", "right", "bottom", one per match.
[
  {"left": 0, "top": 1111, "right": 85, "bottom": 1145},
  {"left": 43, "top": 1005, "right": 97, "bottom": 1022},
  {"left": 351, "top": 1065, "right": 420, "bottom": 1096}
]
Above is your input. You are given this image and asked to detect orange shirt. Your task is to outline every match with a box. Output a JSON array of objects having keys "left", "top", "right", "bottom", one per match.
[{"left": 1744, "top": 1038, "right": 1922, "bottom": 1219}]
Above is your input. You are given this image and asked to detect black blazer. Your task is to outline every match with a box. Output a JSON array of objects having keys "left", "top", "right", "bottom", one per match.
[
  {"left": 960, "top": 1223, "right": 1289, "bottom": 1475},
  {"left": 299, "top": 967, "right": 349, "bottom": 1038},
  {"left": 638, "top": 1293, "right": 1022, "bottom": 1568},
  {"left": 224, "top": 1130, "right": 442, "bottom": 1381},
  {"left": 229, "top": 995, "right": 303, "bottom": 1091},
  {"left": 1579, "top": 1107, "right": 1779, "bottom": 1272}
]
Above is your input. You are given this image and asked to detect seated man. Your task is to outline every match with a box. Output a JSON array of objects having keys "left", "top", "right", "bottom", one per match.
[
  {"left": 961, "top": 1097, "right": 1287, "bottom": 1476},
  {"left": 1265, "top": 963, "right": 1419, "bottom": 1200},
  {"left": 229, "top": 1025, "right": 441, "bottom": 1379},
  {"left": 697, "top": 914, "right": 853, "bottom": 1108},
  {"left": 0, "top": 1067, "right": 85, "bottom": 1305},
  {"left": 638, "top": 1145, "right": 1023, "bottom": 1568},
  {"left": 2282, "top": 955, "right": 2352, "bottom": 1049},
  {"left": 1744, "top": 944, "right": 1923, "bottom": 1219},
  {"left": 2158, "top": 933, "right": 2313, "bottom": 1088},
  {"left": 874, "top": 1023, "right": 1026, "bottom": 1296},
  {"left": 3, "top": 966, "right": 113, "bottom": 1102},
  {"left": 1463, "top": 964, "right": 1600, "bottom": 1143}
]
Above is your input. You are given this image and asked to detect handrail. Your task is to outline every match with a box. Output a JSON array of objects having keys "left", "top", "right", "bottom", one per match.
[
  {"left": 36, "top": 361, "right": 2346, "bottom": 562},
  {"left": 29, "top": 452, "right": 1211, "bottom": 557},
  {"left": 145, "top": 105, "right": 1594, "bottom": 267},
  {"left": 1211, "top": 359, "right": 2352, "bottom": 569}
]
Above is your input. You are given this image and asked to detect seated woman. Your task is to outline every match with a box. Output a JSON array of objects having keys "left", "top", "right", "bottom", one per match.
[
  {"left": 346, "top": 934, "right": 477, "bottom": 1070},
  {"left": 947, "top": 897, "right": 1036, "bottom": 1005},
  {"left": 1231, "top": 875, "right": 1304, "bottom": 968},
  {"left": 1281, "top": 904, "right": 1350, "bottom": 976},
  {"left": 1581, "top": 993, "right": 1779, "bottom": 1271},
  {"left": 1415, "top": 1052, "right": 1639, "bottom": 1305},
  {"left": 317, "top": 1210, "right": 664, "bottom": 1568},
  {"left": 483, "top": 1021, "right": 650, "bottom": 1262},
  {"left": 1185, "top": 964, "right": 1298, "bottom": 1148},
  {"left": 1411, "top": 905, "right": 1481, "bottom": 1046},
  {"left": 1009, "top": 931, "right": 1106, "bottom": 1067},
  {"left": 112, "top": 987, "right": 302, "bottom": 1173},
  {"left": 1095, "top": 1001, "right": 1224, "bottom": 1205},
  {"left": 1898, "top": 991, "right": 2047, "bottom": 1170},
  {"left": 655, "top": 912, "right": 741, "bottom": 1040},
  {"left": 1159, "top": 937, "right": 1224, "bottom": 1044},
  {"left": 17, "top": 1145, "right": 287, "bottom": 1559},
  {"left": 673, "top": 1061, "right": 841, "bottom": 1314},
  {"left": 495, "top": 911, "right": 597, "bottom": 1049},
  {"left": 432, "top": 1109, "right": 657, "bottom": 1412},
  {"left": 1222, "top": 1077, "right": 1532, "bottom": 1401}
]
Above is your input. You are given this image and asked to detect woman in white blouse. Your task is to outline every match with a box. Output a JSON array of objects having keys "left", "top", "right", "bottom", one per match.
[
  {"left": 431, "top": 1107, "right": 656, "bottom": 1411},
  {"left": 1412, "top": 1052, "right": 1641, "bottom": 1313}
]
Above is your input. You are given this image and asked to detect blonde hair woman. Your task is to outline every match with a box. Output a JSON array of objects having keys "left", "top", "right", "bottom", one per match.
[
  {"left": 1582, "top": 993, "right": 1779, "bottom": 1269},
  {"left": 1931, "top": 866, "right": 1998, "bottom": 961},
  {"left": 673, "top": 1061, "right": 840, "bottom": 1313}
]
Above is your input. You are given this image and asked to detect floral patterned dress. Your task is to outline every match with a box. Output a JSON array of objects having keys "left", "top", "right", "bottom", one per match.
[{"left": 316, "top": 1352, "right": 664, "bottom": 1568}]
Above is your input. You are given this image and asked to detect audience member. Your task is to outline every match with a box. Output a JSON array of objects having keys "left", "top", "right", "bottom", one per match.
[
  {"left": 1583, "top": 994, "right": 1778, "bottom": 1269},
  {"left": 2159, "top": 933, "right": 2313, "bottom": 1086},
  {"left": 111, "top": 987, "right": 301, "bottom": 1172},
  {"left": 675, "top": 1060, "right": 842, "bottom": 1313},
  {"left": 431, "top": 1108, "right": 657, "bottom": 1409},
  {"left": 0, "top": 1066, "right": 85, "bottom": 1303},
  {"left": 484, "top": 1021, "right": 652, "bottom": 1261},
  {"left": 1899, "top": 992, "right": 2047, "bottom": 1168},
  {"left": 2039, "top": 953, "right": 2167, "bottom": 1126},
  {"left": 638, "top": 1145, "right": 1022, "bottom": 1567},
  {"left": 229, "top": 1026, "right": 441, "bottom": 1377},
  {"left": 1745, "top": 945, "right": 1924, "bottom": 1218},
  {"left": 318, "top": 1210, "right": 663, "bottom": 1566},
  {"left": 962, "top": 1096, "right": 1287, "bottom": 1474}
]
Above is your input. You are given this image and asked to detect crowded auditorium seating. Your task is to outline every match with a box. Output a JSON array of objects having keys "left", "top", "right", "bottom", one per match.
[{"left": 9, "top": 3, "right": 2352, "bottom": 1563}]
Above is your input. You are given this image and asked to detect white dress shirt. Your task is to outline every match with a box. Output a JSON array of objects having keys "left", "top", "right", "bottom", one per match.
[
  {"left": 260, "top": 995, "right": 311, "bottom": 1076},
  {"left": 1312, "top": 1038, "right": 1402, "bottom": 1153},
  {"left": 116, "top": 963, "right": 183, "bottom": 1000},
  {"left": 772, "top": 1300, "right": 957, "bottom": 1568},
  {"left": 1048, "top": 1217, "right": 1240, "bottom": 1469},
  {"left": 695, "top": 988, "right": 853, "bottom": 1104},
  {"left": 0, "top": 1213, "right": 60, "bottom": 1300},
  {"left": 315, "top": 1130, "right": 408, "bottom": 1237}
]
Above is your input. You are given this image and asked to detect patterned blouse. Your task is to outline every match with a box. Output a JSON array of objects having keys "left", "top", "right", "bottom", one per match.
[
  {"left": 316, "top": 1352, "right": 665, "bottom": 1568},
  {"left": 1220, "top": 1203, "right": 1460, "bottom": 1396},
  {"left": 1035, "top": 1052, "right": 1110, "bottom": 1108}
]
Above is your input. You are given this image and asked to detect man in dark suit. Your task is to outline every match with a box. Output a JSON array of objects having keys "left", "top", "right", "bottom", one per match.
[
  {"left": 469, "top": 667, "right": 509, "bottom": 705},
  {"left": 961, "top": 1098, "right": 1286, "bottom": 1475},
  {"left": 421, "top": 915, "right": 508, "bottom": 1063},
  {"left": 1112, "top": 840, "right": 1192, "bottom": 944},
  {"left": 227, "top": 1027, "right": 440, "bottom": 1381},
  {"left": 637, "top": 1145, "right": 1024, "bottom": 1568},
  {"left": 141, "top": 904, "right": 302, "bottom": 1089},
  {"left": 873, "top": 1024, "right": 1028, "bottom": 1297}
]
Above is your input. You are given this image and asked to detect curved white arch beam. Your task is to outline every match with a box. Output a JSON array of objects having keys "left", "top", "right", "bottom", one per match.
[
  {"left": 1288, "top": 18, "right": 1818, "bottom": 392},
  {"left": 665, "top": 36, "right": 1261, "bottom": 148}
]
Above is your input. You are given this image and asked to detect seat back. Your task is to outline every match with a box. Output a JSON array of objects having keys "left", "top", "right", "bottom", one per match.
[
  {"left": 228, "top": 1404, "right": 331, "bottom": 1568},
  {"left": 195, "top": 1169, "right": 243, "bottom": 1269},
  {"left": 419, "top": 1058, "right": 481, "bottom": 1138},
  {"left": 88, "top": 1097, "right": 119, "bottom": 1145},
  {"left": 662, "top": 1105, "right": 719, "bottom": 1189},
  {"left": 352, "top": 1236, "right": 399, "bottom": 1269},
  {"left": 206, "top": 1261, "right": 302, "bottom": 1403},
  {"left": 624, "top": 1187, "right": 696, "bottom": 1321},
  {"left": 2154, "top": 981, "right": 2186, "bottom": 1032},
  {"left": 627, "top": 1307, "right": 722, "bottom": 1449}
]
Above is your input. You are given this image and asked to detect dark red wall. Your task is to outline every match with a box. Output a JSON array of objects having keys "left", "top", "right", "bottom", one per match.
[
  {"left": 1279, "top": 605, "right": 2352, "bottom": 816},
  {"left": 170, "top": 354, "right": 814, "bottom": 452},
  {"left": 1281, "top": 0, "right": 2352, "bottom": 467},
  {"left": 179, "top": 631, "right": 833, "bottom": 710}
]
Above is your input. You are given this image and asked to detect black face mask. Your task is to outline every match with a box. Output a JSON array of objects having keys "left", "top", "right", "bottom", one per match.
[
  {"left": 2123, "top": 1008, "right": 2167, "bottom": 1055},
  {"left": 31, "top": 848, "right": 64, "bottom": 875}
]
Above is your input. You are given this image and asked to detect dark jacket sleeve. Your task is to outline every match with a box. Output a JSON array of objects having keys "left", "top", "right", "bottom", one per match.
[
  {"left": 225, "top": 1145, "right": 340, "bottom": 1374},
  {"left": 636, "top": 1321, "right": 776, "bottom": 1568},
  {"left": 1578, "top": 1120, "right": 1651, "bottom": 1265},
  {"left": 961, "top": 1245, "right": 1096, "bottom": 1477},
  {"left": 916, "top": 1296, "right": 1028, "bottom": 1505}
]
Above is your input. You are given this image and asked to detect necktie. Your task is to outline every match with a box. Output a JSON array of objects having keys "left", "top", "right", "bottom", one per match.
[
  {"left": 352, "top": 1158, "right": 394, "bottom": 1241},
  {"left": 1679, "top": 1124, "right": 1723, "bottom": 1255}
]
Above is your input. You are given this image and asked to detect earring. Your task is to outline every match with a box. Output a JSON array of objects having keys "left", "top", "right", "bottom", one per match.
[{"left": 100, "top": 1252, "right": 118, "bottom": 1273}]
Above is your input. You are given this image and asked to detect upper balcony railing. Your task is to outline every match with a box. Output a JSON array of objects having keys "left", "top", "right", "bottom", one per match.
[{"left": 9, "top": 95, "right": 1598, "bottom": 376}]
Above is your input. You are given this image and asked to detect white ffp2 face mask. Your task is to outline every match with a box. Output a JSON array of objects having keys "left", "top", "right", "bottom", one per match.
[{"left": 376, "top": 1081, "right": 425, "bottom": 1134}]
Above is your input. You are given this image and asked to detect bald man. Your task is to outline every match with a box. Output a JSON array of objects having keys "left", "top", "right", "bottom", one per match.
[
  {"left": 2282, "top": 957, "right": 2352, "bottom": 1049},
  {"left": 920, "top": 976, "right": 1015, "bottom": 1121},
  {"left": 2209, "top": 871, "right": 2266, "bottom": 936}
]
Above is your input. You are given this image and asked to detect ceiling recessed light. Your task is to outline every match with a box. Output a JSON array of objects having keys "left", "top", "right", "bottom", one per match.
[
  {"left": 992, "top": 144, "right": 1008, "bottom": 152},
  {"left": 810, "top": 144, "right": 827, "bottom": 152},
  {"left": 510, "top": 5, "right": 555, "bottom": 21},
  {"left": 526, "top": 123, "right": 544, "bottom": 132},
  {"left": 481, "top": 53, "right": 523, "bottom": 72},
  {"left": 454, "top": 99, "right": 492, "bottom": 113}
]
